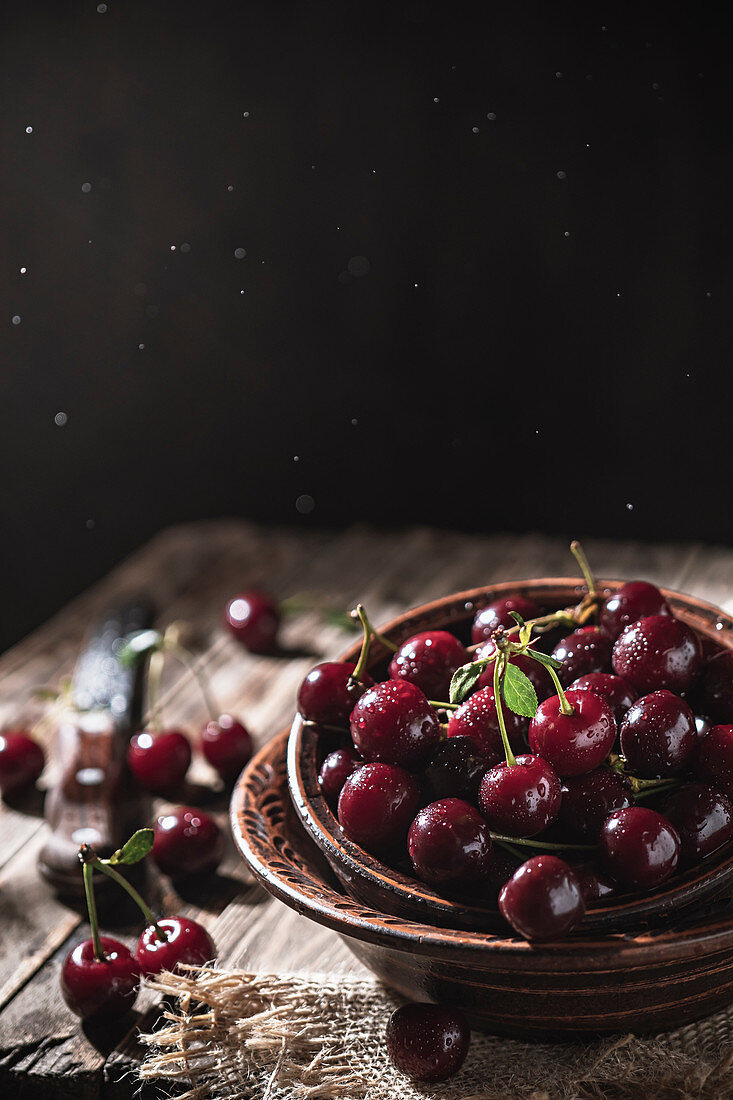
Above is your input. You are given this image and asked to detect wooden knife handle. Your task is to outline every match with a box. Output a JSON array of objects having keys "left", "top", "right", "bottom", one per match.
[{"left": 37, "top": 603, "right": 149, "bottom": 895}]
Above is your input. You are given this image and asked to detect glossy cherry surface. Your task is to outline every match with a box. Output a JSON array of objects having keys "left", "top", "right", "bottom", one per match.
[
  {"left": 600, "top": 581, "right": 670, "bottom": 640},
  {"left": 611, "top": 615, "right": 702, "bottom": 695},
  {"left": 599, "top": 806, "right": 680, "bottom": 889},
  {"left": 619, "top": 690, "right": 697, "bottom": 777},
  {"left": 474, "top": 641, "right": 552, "bottom": 700},
  {"left": 528, "top": 689, "right": 616, "bottom": 777},
  {"left": 201, "top": 714, "right": 253, "bottom": 781},
  {"left": 551, "top": 627, "right": 612, "bottom": 687},
  {"left": 388, "top": 631, "right": 468, "bottom": 701},
  {"left": 152, "top": 806, "right": 224, "bottom": 877},
  {"left": 135, "top": 917, "right": 216, "bottom": 976},
  {"left": 350, "top": 680, "right": 441, "bottom": 770},
  {"left": 661, "top": 783, "right": 733, "bottom": 867},
  {"left": 338, "top": 762, "right": 420, "bottom": 852},
  {"left": 695, "top": 724, "right": 733, "bottom": 799},
  {"left": 318, "top": 747, "right": 362, "bottom": 803},
  {"left": 60, "top": 937, "right": 140, "bottom": 1020},
  {"left": 127, "top": 729, "right": 191, "bottom": 793},
  {"left": 0, "top": 730, "right": 45, "bottom": 795},
  {"left": 385, "top": 1002, "right": 470, "bottom": 1082},
  {"left": 297, "top": 661, "right": 374, "bottom": 726},
  {"left": 422, "top": 736, "right": 489, "bottom": 805},
  {"left": 471, "top": 596, "right": 541, "bottom": 644},
  {"left": 699, "top": 650, "right": 733, "bottom": 723},
  {"left": 567, "top": 672, "right": 638, "bottom": 725},
  {"left": 446, "top": 685, "right": 527, "bottom": 765},
  {"left": 478, "top": 754, "right": 561, "bottom": 837},
  {"left": 558, "top": 769, "right": 631, "bottom": 838},
  {"left": 408, "top": 798, "right": 493, "bottom": 885},
  {"left": 499, "top": 856, "right": 585, "bottom": 940},
  {"left": 224, "top": 590, "right": 280, "bottom": 653}
]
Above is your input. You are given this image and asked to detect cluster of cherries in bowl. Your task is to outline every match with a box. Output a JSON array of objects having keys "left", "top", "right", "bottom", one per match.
[{"left": 299, "top": 565, "right": 733, "bottom": 948}]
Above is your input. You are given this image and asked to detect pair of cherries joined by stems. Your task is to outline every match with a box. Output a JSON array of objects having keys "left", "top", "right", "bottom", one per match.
[
  {"left": 307, "top": 542, "right": 733, "bottom": 947},
  {"left": 60, "top": 829, "right": 216, "bottom": 1021}
]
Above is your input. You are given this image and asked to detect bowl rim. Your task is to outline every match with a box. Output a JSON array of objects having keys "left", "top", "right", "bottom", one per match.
[
  {"left": 287, "top": 577, "right": 733, "bottom": 936},
  {"left": 232, "top": 727, "right": 733, "bottom": 969}
]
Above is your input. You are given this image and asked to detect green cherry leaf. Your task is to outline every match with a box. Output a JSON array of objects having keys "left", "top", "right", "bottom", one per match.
[
  {"left": 118, "top": 629, "right": 164, "bottom": 668},
  {"left": 449, "top": 662, "right": 484, "bottom": 705},
  {"left": 502, "top": 663, "right": 539, "bottom": 719},
  {"left": 508, "top": 611, "right": 526, "bottom": 628},
  {"left": 523, "top": 648, "right": 563, "bottom": 671},
  {"left": 108, "top": 828, "right": 155, "bottom": 866}
]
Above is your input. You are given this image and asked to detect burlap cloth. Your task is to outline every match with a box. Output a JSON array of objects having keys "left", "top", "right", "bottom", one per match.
[{"left": 139, "top": 967, "right": 733, "bottom": 1099}]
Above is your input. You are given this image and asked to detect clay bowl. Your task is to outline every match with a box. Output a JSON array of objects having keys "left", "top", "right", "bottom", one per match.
[
  {"left": 288, "top": 579, "right": 733, "bottom": 933},
  {"left": 232, "top": 727, "right": 733, "bottom": 1037}
]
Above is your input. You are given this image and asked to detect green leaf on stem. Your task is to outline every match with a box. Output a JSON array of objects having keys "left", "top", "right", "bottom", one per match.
[
  {"left": 118, "top": 630, "right": 164, "bottom": 668},
  {"left": 449, "top": 662, "right": 484, "bottom": 704},
  {"left": 108, "top": 828, "right": 155, "bottom": 866},
  {"left": 508, "top": 611, "right": 525, "bottom": 628},
  {"left": 523, "top": 648, "right": 563, "bottom": 671},
  {"left": 502, "top": 663, "right": 539, "bottom": 718}
]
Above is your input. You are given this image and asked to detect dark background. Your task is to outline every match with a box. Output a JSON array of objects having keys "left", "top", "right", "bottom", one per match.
[{"left": 2, "top": 2, "right": 732, "bottom": 651}]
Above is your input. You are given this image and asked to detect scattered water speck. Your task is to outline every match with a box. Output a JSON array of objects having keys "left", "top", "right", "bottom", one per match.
[
  {"left": 19, "top": 267, "right": 27, "bottom": 274},
  {"left": 556, "top": 170, "right": 567, "bottom": 180},
  {"left": 239, "top": 289, "right": 245, "bottom": 294},
  {"left": 170, "top": 245, "right": 176, "bottom": 251},
  {"left": 487, "top": 112, "right": 496, "bottom": 120},
  {"left": 25, "top": 125, "right": 33, "bottom": 134},
  {"left": 295, "top": 494, "right": 315, "bottom": 515},
  {"left": 433, "top": 97, "right": 440, "bottom": 103},
  {"left": 414, "top": 283, "right": 418, "bottom": 288},
  {"left": 564, "top": 231, "right": 570, "bottom": 238},
  {"left": 97, "top": 2, "right": 107, "bottom": 11},
  {"left": 705, "top": 291, "right": 712, "bottom": 298},
  {"left": 626, "top": 502, "right": 634, "bottom": 511},
  {"left": 54, "top": 411, "right": 68, "bottom": 427},
  {"left": 347, "top": 255, "right": 370, "bottom": 277},
  {"left": 617, "top": 292, "right": 622, "bottom": 297},
  {"left": 86, "top": 518, "right": 96, "bottom": 529},
  {"left": 242, "top": 111, "right": 250, "bottom": 118},
  {"left": 180, "top": 242, "right": 191, "bottom": 253},
  {"left": 227, "top": 185, "right": 234, "bottom": 192},
  {"left": 293, "top": 455, "right": 300, "bottom": 462},
  {"left": 138, "top": 343, "right": 145, "bottom": 350},
  {"left": 11, "top": 315, "right": 21, "bottom": 325},
  {"left": 81, "top": 182, "right": 92, "bottom": 193},
  {"left": 234, "top": 247, "right": 246, "bottom": 259},
  {"left": 472, "top": 126, "right": 480, "bottom": 133},
  {"left": 351, "top": 418, "right": 358, "bottom": 426},
  {"left": 716, "top": 621, "right": 724, "bottom": 631},
  {"left": 555, "top": 71, "right": 563, "bottom": 78}
]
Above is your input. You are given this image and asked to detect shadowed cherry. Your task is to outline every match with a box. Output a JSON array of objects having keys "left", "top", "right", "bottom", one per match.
[
  {"left": 551, "top": 627, "right": 612, "bottom": 687},
  {"left": 408, "top": 798, "right": 493, "bottom": 885},
  {"left": 318, "top": 747, "right": 362, "bottom": 804},
  {"left": 619, "top": 690, "right": 696, "bottom": 778},
  {"left": 422, "top": 736, "right": 490, "bottom": 805},
  {"left": 389, "top": 631, "right": 468, "bottom": 701},
  {"left": 127, "top": 730, "right": 191, "bottom": 794},
  {"left": 661, "top": 783, "right": 733, "bottom": 867},
  {"left": 599, "top": 807, "right": 680, "bottom": 890},
  {"left": 558, "top": 769, "right": 631, "bottom": 839},
  {"left": 499, "top": 856, "right": 585, "bottom": 940},
  {"left": 224, "top": 591, "right": 280, "bottom": 653},
  {"left": 446, "top": 684, "right": 527, "bottom": 765},
  {"left": 699, "top": 650, "right": 733, "bottom": 724},
  {"left": 61, "top": 937, "right": 140, "bottom": 1020},
  {"left": 695, "top": 725, "right": 733, "bottom": 800},
  {"left": 471, "top": 596, "right": 541, "bottom": 644},
  {"left": 612, "top": 615, "right": 702, "bottom": 695},
  {"left": 600, "top": 581, "right": 671, "bottom": 641},
  {"left": 478, "top": 754, "right": 561, "bottom": 837},
  {"left": 338, "top": 762, "right": 420, "bottom": 853},
  {"left": 567, "top": 672, "right": 637, "bottom": 725},
  {"left": 385, "top": 1003, "right": 470, "bottom": 1082},
  {"left": 152, "top": 806, "right": 224, "bottom": 878},
  {"left": 350, "top": 680, "right": 441, "bottom": 770}
]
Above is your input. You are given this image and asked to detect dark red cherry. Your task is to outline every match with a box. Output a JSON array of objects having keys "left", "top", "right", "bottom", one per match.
[
  {"left": 297, "top": 662, "right": 374, "bottom": 726},
  {"left": 201, "top": 714, "right": 252, "bottom": 781},
  {"left": 152, "top": 806, "right": 224, "bottom": 877},
  {"left": 600, "top": 581, "right": 671, "bottom": 641},
  {"left": 482, "top": 847, "right": 521, "bottom": 904},
  {"left": 471, "top": 596, "right": 541, "bottom": 644},
  {"left": 573, "top": 861, "right": 615, "bottom": 903},
  {"left": 528, "top": 690, "right": 616, "bottom": 777},
  {"left": 612, "top": 615, "right": 702, "bottom": 695},
  {"left": 446, "top": 685, "right": 526, "bottom": 765},
  {"left": 619, "top": 690, "right": 696, "bottom": 777},
  {"left": 318, "top": 747, "right": 362, "bottom": 803},
  {"left": 551, "top": 627, "right": 612, "bottom": 687},
  {"left": 408, "top": 798, "right": 493, "bottom": 885},
  {"left": 60, "top": 937, "right": 140, "bottom": 1020},
  {"left": 478, "top": 754, "right": 561, "bottom": 837},
  {"left": 558, "top": 769, "right": 631, "bottom": 838},
  {"left": 699, "top": 650, "right": 733, "bottom": 723},
  {"left": 338, "top": 762, "right": 420, "bottom": 852},
  {"left": 224, "top": 590, "right": 280, "bottom": 653},
  {"left": 350, "top": 681, "right": 441, "bottom": 770},
  {"left": 660, "top": 783, "right": 733, "bottom": 867},
  {"left": 599, "top": 806, "right": 680, "bottom": 889},
  {"left": 127, "top": 729, "right": 191, "bottom": 793},
  {"left": 567, "top": 672, "right": 638, "bottom": 725},
  {"left": 499, "top": 855, "right": 585, "bottom": 940},
  {"left": 695, "top": 725, "right": 733, "bottom": 799},
  {"left": 388, "top": 631, "right": 469, "bottom": 701},
  {"left": 385, "top": 1002, "right": 470, "bottom": 1082},
  {"left": 135, "top": 917, "right": 216, "bottom": 977},
  {"left": 0, "top": 730, "right": 45, "bottom": 795},
  {"left": 422, "top": 736, "right": 490, "bottom": 804},
  {"left": 474, "top": 641, "right": 552, "bottom": 701}
]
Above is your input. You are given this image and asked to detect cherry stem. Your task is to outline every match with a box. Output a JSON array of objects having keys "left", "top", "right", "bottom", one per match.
[
  {"left": 166, "top": 641, "right": 219, "bottom": 720},
  {"left": 145, "top": 649, "right": 165, "bottom": 731},
  {"left": 302, "top": 719, "right": 352, "bottom": 735},
  {"left": 428, "top": 700, "right": 460, "bottom": 711},
  {"left": 493, "top": 655, "right": 517, "bottom": 767},
  {"left": 93, "top": 858, "right": 168, "bottom": 943},
  {"left": 81, "top": 860, "right": 106, "bottom": 962},
  {"left": 351, "top": 606, "right": 398, "bottom": 654},
  {"left": 570, "top": 540, "right": 597, "bottom": 599},
  {"left": 492, "top": 837, "right": 527, "bottom": 861},
  {"left": 547, "top": 665, "right": 574, "bottom": 716},
  {"left": 350, "top": 604, "right": 374, "bottom": 683},
  {"left": 631, "top": 777, "right": 681, "bottom": 800},
  {"left": 489, "top": 832, "right": 596, "bottom": 852}
]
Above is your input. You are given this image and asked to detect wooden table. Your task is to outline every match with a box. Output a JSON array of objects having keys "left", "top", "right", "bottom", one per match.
[{"left": 1, "top": 520, "right": 732, "bottom": 1098}]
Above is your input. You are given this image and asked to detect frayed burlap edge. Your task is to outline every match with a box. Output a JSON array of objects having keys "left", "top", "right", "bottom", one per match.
[{"left": 138, "top": 967, "right": 733, "bottom": 1100}]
